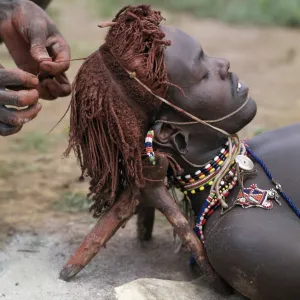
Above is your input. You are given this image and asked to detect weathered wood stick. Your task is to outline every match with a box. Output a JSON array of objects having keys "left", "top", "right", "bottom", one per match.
[
  {"left": 141, "top": 185, "right": 216, "bottom": 278},
  {"left": 141, "top": 185, "right": 231, "bottom": 294},
  {"left": 59, "top": 188, "right": 136, "bottom": 281}
]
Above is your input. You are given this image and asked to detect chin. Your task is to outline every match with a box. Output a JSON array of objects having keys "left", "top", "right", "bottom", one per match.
[
  {"left": 220, "top": 97, "right": 257, "bottom": 134},
  {"left": 239, "top": 96, "right": 257, "bottom": 128}
]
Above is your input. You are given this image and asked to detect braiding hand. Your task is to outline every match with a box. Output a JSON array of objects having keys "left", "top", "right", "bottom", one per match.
[
  {"left": 0, "top": 0, "right": 71, "bottom": 100},
  {"left": 0, "top": 67, "right": 41, "bottom": 136}
]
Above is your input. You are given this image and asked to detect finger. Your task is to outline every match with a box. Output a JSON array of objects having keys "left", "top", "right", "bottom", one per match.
[
  {"left": 55, "top": 72, "right": 70, "bottom": 85},
  {"left": 40, "top": 35, "right": 70, "bottom": 75},
  {"left": 44, "top": 74, "right": 71, "bottom": 98},
  {"left": 0, "top": 103, "right": 42, "bottom": 126},
  {"left": 45, "top": 80, "right": 70, "bottom": 98},
  {"left": 37, "top": 84, "right": 55, "bottom": 100},
  {"left": 38, "top": 71, "right": 54, "bottom": 82},
  {"left": 0, "top": 89, "right": 39, "bottom": 107},
  {"left": 0, "top": 122, "right": 22, "bottom": 136},
  {"left": 28, "top": 20, "right": 52, "bottom": 64},
  {"left": 0, "top": 69, "right": 39, "bottom": 88},
  {"left": 38, "top": 73, "right": 71, "bottom": 100},
  {"left": 1, "top": 15, "right": 40, "bottom": 74}
]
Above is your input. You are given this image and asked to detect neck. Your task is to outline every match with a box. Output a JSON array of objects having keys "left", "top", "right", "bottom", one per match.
[
  {"left": 154, "top": 107, "right": 229, "bottom": 174},
  {"left": 154, "top": 107, "right": 239, "bottom": 215},
  {"left": 185, "top": 129, "right": 228, "bottom": 167}
]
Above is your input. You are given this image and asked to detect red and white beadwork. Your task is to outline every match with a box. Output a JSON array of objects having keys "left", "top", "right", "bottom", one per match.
[
  {"left": 236, "top": 184, "right": 274, "bottom": 209},
  {"left": 145, "top": 130, "right": 155, "bottom": 165},
  {"left": 175, "top": 142, "right": 237, "bottom": 194},
  {"left": 196, "top": 166, "right": 238, "bottom": 244}
]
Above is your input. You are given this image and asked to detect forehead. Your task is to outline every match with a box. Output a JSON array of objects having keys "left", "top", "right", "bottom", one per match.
[{"left": 161, "top": 26, "right": 201, "bottom": 81}]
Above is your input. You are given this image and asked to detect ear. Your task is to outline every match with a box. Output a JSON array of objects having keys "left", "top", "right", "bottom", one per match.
[{"left": 152, "top": 122, "right": 189, "bottom": 155}]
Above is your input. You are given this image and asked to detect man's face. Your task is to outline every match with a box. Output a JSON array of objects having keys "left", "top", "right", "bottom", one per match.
[{"left": 161, "top": 26, "right": 257, "bottom": 134}]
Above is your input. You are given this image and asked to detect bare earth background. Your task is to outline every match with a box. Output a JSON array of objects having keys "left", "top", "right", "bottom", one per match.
[{"left": 0, "top": 0, "right": 300, "bottom": 299}]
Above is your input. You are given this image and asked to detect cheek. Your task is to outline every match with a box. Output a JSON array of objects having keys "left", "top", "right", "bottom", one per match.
[
  {"left": 205, "top": 83, "right": 232, "bottom": 103},
  {"left": 170, "top": 82, "right": 233, "bottom": 120},
  {"left": 190, "top": 84, "right": 232, "bottom": 118}
]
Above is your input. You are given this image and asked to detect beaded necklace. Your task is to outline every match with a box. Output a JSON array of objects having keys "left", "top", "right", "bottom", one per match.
[
  {"left": 145, "top": 130, "right": 156, "bottom": 165},
  {"left": 145, "top": 129, "right": 242, "bottom": 245},
  {"left": 145, "top": 129, "right": 300, "bottom": 249},
  {"left": 175, "top": 141, "right": 238, "bottom": 195},
  {"left": 193, "top": 144, "right": 247, "bottom": 244},
  {"left": 194, "top": 164, "right": 239, "bottom": 245}
]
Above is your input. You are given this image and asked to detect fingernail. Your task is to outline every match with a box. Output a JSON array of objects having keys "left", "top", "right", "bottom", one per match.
[
  {"left": 41, "top": 63, "right": 53, "bottom": 72},
  {"left": 32, "top": 77, "right": 39, "bottom": 85},
  {"left": 23, "top": 118, "right": 31, "bottom": 124},
  {"left": 52, "top": 43, "right": 60, "bottom": 51},
  {"left": 39, "top": 55, "right": 52, "bottom": 61}
]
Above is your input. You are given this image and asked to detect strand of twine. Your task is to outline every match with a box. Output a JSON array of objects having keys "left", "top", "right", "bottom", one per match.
[
  {"left": 211, "top": 134, "right": 241, "bottom": 208},
  {"left": 39, "top": 21, "right": 116, "bottom": 71},
  {"left": 126, "top": 71, "right": 232, "bottom": 137},
  {"left": 155, "top": 97, "right": 249, "bottom": 125}
]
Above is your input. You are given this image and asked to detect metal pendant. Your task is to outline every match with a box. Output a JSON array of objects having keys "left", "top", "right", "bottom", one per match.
[
  {"left": 235, "top": 184, "right": 281, "bottom": 209},
  {"left": 267, "top": 188, "right": 282, "bottom": 206},
  {"left": 235, "top": 155, "right": 254, "bottom": 171}
]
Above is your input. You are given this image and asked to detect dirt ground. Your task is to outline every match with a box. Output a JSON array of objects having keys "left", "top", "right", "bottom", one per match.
[{"left": 0, "top": 1, "right": 300, "bottom": 299}]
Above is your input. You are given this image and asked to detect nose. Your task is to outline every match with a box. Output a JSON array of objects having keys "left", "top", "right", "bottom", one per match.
[{"left": 218, "top": 58, "right": 230, "bottom": 80}]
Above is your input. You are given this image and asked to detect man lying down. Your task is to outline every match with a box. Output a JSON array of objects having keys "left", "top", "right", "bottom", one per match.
[{"left": 61, "top": 5, "right": 300, "bottom": 300}]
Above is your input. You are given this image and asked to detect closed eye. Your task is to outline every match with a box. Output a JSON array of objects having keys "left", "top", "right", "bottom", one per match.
[
  {"left": 197, "top": 49, "right": 210, "bottom": 80},
  {"left": 198, "top": 49, "right": 204, "bottom": 61},
  {"left": 203, "top": 70, "right": 210, "bottom": 80}
]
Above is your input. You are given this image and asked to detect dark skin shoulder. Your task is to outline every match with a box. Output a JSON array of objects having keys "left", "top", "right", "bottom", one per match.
[{"left": 204, "top": 124, "right": 300, "bottom": 300}]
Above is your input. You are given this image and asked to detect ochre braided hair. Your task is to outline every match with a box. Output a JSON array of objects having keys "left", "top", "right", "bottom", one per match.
[{"left": 65, "top": 5, "right": 171, "bottom": 216}]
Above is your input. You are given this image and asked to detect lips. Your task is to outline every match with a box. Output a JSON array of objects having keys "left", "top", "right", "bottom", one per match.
[
  {"left": 231, "top": 73, "right": 249, "bottom": 98},
  {"left": 237, "top": 81, "right": 249, "bottom": 97}
]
